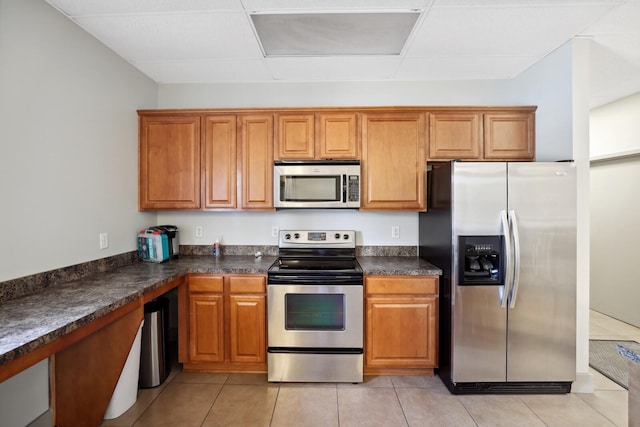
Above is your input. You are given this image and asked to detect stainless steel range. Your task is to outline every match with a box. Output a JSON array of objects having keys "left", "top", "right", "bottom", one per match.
[{"left": 267, "top": 230, "right": 363, "bottom": 383}]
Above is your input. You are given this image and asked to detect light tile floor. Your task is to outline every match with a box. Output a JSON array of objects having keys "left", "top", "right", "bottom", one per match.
[{"left": 101, "top": 310, "right": 639, "bottom": 427}]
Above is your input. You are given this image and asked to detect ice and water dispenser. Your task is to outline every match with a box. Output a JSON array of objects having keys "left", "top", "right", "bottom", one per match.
[{"left": 458, "top": 235, "right": 503, "bottom": 285}]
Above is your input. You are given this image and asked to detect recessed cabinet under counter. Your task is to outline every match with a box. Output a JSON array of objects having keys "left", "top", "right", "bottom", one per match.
[
  {"left": 178, "top": 274, "right": 267, "bottom": 373},
  {"left": 364, "top": 275, "right": 439, "bottom": 376}
]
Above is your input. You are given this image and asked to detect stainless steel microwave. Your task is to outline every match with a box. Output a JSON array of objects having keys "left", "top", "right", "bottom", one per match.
[{"left": 274, "top": 160, "right": 360, "bottom": 209}]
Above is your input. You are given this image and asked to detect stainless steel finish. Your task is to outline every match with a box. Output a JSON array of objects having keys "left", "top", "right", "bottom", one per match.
[
  {"left": 274, "top": 161, "right": 360, "bottom": 209},
  {"left": 508, "top": 210, "right": 521, "bottom": 309},
  {"left": 505, "top": 162, "right": 576, "bottom": 382},
  {"left": 452, "top": 162, "right": 507, "bottom": 383},
  {"left": 267, "top": 227, "right": 363, "bottom": 383},
  {"left": 139, "top": 299, "right": 170, "bottom": 388},
  {"left": 267, "top": 284, "right": 363, "bottom": 348},
  {"left": 278, "top": 229, "right": 356, "bottom": 248},
  {"left": 500, "top": 210, "right": 512, "bottom": 308},
  {"left": 447, "top": 161, "right": 576, "bottom": 386},
  {"left": 268, "top": 352, "right": 363, "bottom": 383}
]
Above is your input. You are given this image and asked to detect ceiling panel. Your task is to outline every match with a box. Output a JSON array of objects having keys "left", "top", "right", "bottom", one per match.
[
  {"left": 73, "top": 12, "right": 262, "bottom": 61},
  {"left": 45, "top": 0, "right": 242, "bottom": 15},
  {"left": 242, "top": 0, "right": 431, "bottom": 12},
  {"left": 132, "top": 59, "right": 273, "bottom": 83},
  {"left": 396, "top": 56, "right": 538, "bottom": 80},
  {"left": 406, "top": 5, "right": 616, "bottom": 57},
  {"left": 41, "top": 0, "right": 640, "bottom": 106},
  {"left": 266, "top": 56, "right": 403, "bottom": 81},
  {"left": 581, "top": 0, "right": 640, "bottom": 33}
]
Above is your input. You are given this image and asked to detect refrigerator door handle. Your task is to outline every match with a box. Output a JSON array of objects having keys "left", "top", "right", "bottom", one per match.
[
  {"left": 508, "top": 210, "right": 521, "bottom": 308},
  {"left": 500, "top": 210, "right": 514, "bottom": 308}
]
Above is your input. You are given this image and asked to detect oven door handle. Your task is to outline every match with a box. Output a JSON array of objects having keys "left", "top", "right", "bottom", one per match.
[{"left": 268, "top": 275, "right": 363, "bottom": 285}]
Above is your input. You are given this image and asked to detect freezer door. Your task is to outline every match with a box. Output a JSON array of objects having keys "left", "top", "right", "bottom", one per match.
[
  {"left": 506, "top": 162, "right": 576, "bottom": 382},
  {"left": 451, "top": 162, "right": 508, "bottom": 383}
]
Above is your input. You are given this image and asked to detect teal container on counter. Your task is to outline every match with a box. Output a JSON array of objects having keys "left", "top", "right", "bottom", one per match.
[{"left": 137, "top": 230, "right": 169, "bottom": 262}]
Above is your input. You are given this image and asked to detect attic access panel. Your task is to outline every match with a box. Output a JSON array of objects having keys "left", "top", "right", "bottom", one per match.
[{"left": 251, "top": 12, "right": 421, "bottom": 56}]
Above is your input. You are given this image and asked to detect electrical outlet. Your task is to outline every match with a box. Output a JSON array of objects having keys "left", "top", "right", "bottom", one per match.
[
  {"left": 391, "top": 226, "right": 400, "bottom": 239},
  {"left": 271, "top": 226, "right": 279, "bottom": 238},
  {"left": 195, "top": 226, "right": 203, "bottom": 238},
  {"left": 99, "top": 233, "right": 109, "bottom": 250}
]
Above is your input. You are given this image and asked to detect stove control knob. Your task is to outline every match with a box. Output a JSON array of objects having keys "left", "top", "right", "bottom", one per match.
[
  {"left": 343, "top": 234, "right": 349, "bottom": 240},
  {"left": 334, "top": 233, "right": 340, "bottom": 239},
  {"left": 294, "top": 233, "right": 300, "bottom": 239},
  {"left": 284, "top": 233, "right": 291, "bottom": 240}
]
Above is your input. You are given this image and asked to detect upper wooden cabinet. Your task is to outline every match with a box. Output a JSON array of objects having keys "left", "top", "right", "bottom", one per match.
[
  {"left": 428, "top": 112, "right": 482, "bottom": 160},
  {"left": 483, "top": 111, "right": 535, "bottom": 160},
  {"left": 275, "top": 112, "right": 359, "bottom": 160},
  {"left": 138, "top": 111, "right": 274, "bottom": 211},
  {"left": 139, "top": 106, "right": 535, "bottom": 211},
  {"left": 276, "top": 114, "right": 315, "bottom": 160},
  {"left": 427, "top": 107, "right": 536, "bottom": 161},
  {"left": 203, "top": 115, "right": 237, "bottom": 209},
  {"left": 361, "top": 112, "right": 427, "bottom": 211},
  {"left": 240, "top": 114, "right": 274, "bottom": 210},
  {"left": 139, "top": 114, "right": 201, "bottom": 210},
  {"left": 318, "top": 113, "right": 359, "bottom": 159}
]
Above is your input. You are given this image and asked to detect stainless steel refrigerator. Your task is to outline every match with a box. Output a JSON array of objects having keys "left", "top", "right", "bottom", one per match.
[{"left": 419, "top": 161, "right": 576, "bottom": 394}]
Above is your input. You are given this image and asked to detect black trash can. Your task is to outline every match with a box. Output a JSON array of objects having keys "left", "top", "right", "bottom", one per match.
[{"left": 139, "top": 297, "right": 171, "bottom": 388}]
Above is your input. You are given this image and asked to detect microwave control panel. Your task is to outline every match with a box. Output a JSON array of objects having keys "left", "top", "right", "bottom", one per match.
[{"left": 347, "top": 175, "right": 360, "bottom": 202}]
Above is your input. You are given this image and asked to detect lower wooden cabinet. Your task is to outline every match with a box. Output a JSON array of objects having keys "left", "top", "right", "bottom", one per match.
[
  {"left": 179, "top": 274, "right": 267, "bottom": 372},
  {"left": 365, "top": 276, "right": 438, "bottom": 375},
  {"left": 228, "top": 277, "right": 266, "bottom": 364}
]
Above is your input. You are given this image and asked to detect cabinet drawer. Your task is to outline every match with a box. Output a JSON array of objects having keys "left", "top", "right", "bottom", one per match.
[
  {"left": 366, "top": 276, "right": 438, "bottom": 295},
  {"left": 228, "top": 275, "right": 266, "bottom": 294},
  {"left": 189, "top": 275, "right": 224, "bottom": 293}
]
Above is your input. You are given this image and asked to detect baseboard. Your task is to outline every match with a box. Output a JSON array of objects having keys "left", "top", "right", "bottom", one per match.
[
  {"left": 572, "top": 371, "right": 594, "bottom": 393},
  {"left": 27, "top": 410, "right": 50, "bottom": 427}
]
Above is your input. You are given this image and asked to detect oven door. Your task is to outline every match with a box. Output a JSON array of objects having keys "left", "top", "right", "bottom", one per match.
[{"left": 267, "top": 284, "right": 363, "bottom": 349}]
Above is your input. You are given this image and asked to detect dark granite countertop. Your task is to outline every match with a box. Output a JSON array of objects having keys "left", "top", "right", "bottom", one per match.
[
  {"left": 0, "top": 255, "right": 440, "bottom": 371},
  {"left": 358, "top": 256, "right": 441, "bottom": 276}
]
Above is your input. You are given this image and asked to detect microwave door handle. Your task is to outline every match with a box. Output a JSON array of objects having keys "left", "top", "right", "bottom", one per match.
[{"left": 342, "top": 174, "right": 347, "bottom": 203}]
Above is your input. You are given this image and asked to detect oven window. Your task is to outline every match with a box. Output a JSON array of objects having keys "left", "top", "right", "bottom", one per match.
[
  {"left": 285, "top": 293, "right": 345, "bottom": 330},
  {"left": 281, "top": 176, "right": 341, "bottom": 202}
]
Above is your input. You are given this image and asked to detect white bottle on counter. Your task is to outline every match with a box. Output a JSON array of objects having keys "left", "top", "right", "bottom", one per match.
[{"left": 213, "top": 239, "right": 222, "bottom": 257}]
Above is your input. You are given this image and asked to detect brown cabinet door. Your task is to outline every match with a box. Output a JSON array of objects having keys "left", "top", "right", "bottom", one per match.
[
  {"left": 318, "top": 113, "right": 359, "bottom": 159},
  {"left": 240, "top": 114, "right": 274, "bottom": 209},
  {"left": 139, "top": 114, "right": 201, "bottom": 209},
  {"left": 276, "top": 114, "right": 315, "bottom": 160},
  {"left": 229, "top": 294, "right": 266, "bottom": 363},
  {"left": 483, "top": 112, "right": 535, "bottom": 160},
  {"left": 361, "top": 112, "right": 426, "bottom": 211},
  {"left": 365, "top": 276, "right": 438, "bottom": 371},
  {"left": 366, "top": 296, "right": 437, "bottom": 368},
  {"left": 188, "top": 293, "right": 224, "bottom": 362},
  {"left": 428, "top": 112, "right": 482, "bottom": 160},
  {"left": 203, "top": 115, "right": 237, "bottom": 209}
]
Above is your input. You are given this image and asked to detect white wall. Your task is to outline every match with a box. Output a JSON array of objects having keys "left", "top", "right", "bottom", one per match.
[
  {"left": 0, "top": 0, "right": 158, "bottom": 283},
  {"left": 591, "top": 93, "right": 640, "bottom": 157},
  {"left": 590, "top": 93, "right": 640, "bottom": 327},
  {"left": 0, "top": 0, "right": 157, "bottom": 424},
  {"left": 571, "top": 37, "right": 593, "bottom": 393}
]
